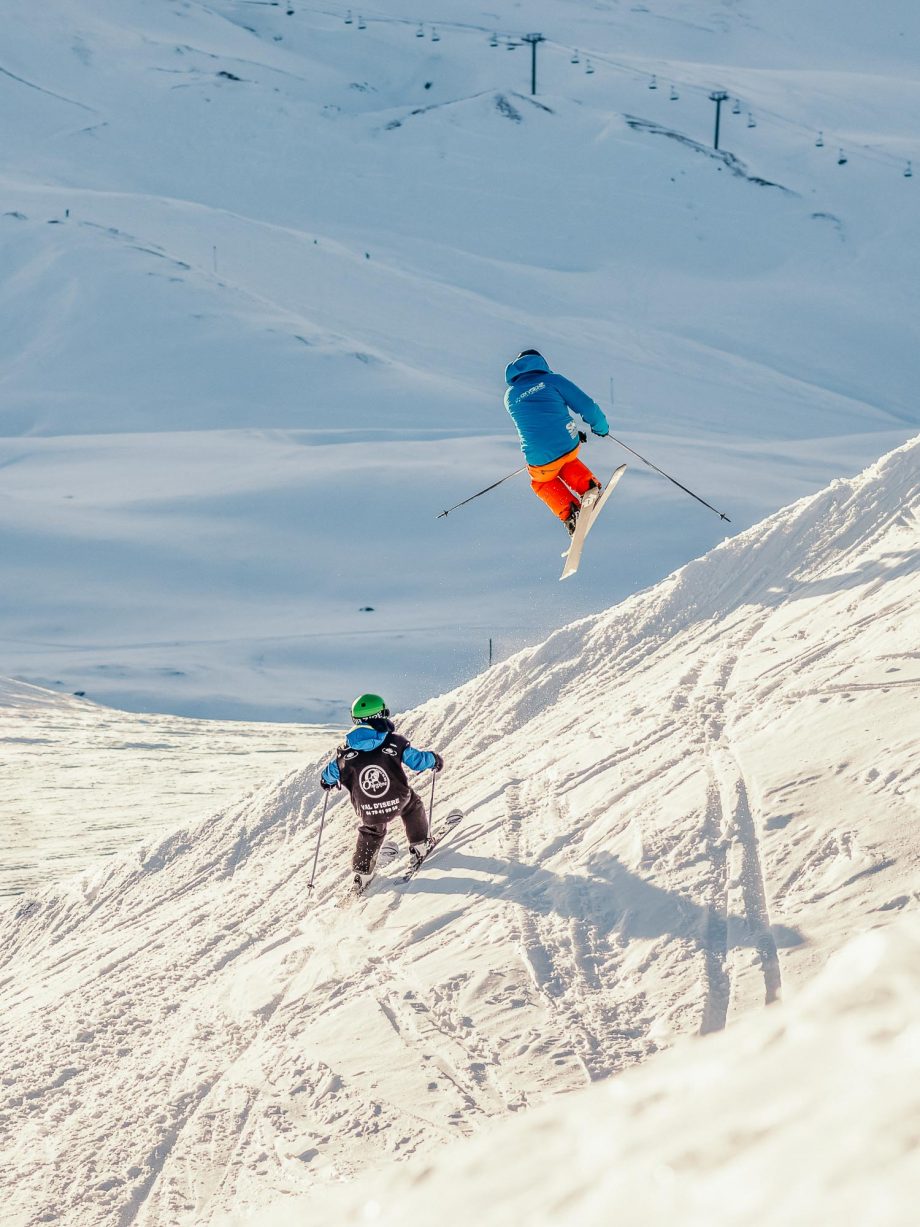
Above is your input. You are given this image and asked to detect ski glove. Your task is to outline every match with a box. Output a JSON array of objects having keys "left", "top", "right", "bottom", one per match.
[
  {"left": 591, "top": 426, "right": 609, "bottom": 437},
  {"left": 320, "top": 777, "right": 339, "bottom": 792},
  {"left": 432, "top": 753, "right": 445, "bottom": 773}
]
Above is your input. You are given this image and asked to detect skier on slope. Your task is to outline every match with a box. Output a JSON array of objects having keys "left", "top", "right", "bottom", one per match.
[
  {"left": 320, "top": 693, "right": 444, "bottom": 892},
  {"left": 504, "top": 350, "right": 610, "bottom": 534}
]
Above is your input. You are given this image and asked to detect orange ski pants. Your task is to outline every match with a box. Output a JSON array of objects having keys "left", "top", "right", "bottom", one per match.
[{"left": 528, "top": 446, "right": 598, "bottom": 521}]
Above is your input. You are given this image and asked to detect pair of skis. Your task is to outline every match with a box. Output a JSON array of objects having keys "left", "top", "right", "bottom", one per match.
[
  {"left": 560, "top": 463, "right": 627, "bottom": 580},
  {"left": 343, "top": 808, "right": 463, "bottom": 904}
]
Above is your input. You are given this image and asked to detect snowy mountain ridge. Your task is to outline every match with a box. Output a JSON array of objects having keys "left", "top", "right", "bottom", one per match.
[
  {"left": 1, "top": 435, "right": 917, "bottom": 1226},
  {"left": 2, "top": 0, "right": 918, "bottom": 718}
]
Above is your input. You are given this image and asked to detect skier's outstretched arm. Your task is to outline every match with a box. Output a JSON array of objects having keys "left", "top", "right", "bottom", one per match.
[
  {"left": 402, "top": 746, "right": 444, "bottom": 773},
  {"left": 550, "top": 374, "right": 609, "bottom": 436},
  {"left": 320, "top": 759, "right": 340, "bottom": 789}
]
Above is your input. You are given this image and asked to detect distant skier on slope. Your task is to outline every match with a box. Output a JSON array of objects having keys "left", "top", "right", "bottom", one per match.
[
  {"left": 504, "top": 350, "right": 610, "bottom": 535},
  {"left": 320, "top": 693, "right": 444, "bottom": 892}
]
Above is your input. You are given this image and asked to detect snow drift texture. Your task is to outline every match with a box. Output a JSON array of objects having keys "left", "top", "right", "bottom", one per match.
[
  {"left": 1, "top": 435, "right": 917, "bottom": 1226},
  {"left": 243, "top": 917, "right": 920, "bottom": 1227}
]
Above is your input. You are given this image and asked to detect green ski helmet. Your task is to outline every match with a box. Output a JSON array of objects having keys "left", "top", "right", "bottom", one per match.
[{"left": 351, "top": 692, "right": 389, "bottom": 723}]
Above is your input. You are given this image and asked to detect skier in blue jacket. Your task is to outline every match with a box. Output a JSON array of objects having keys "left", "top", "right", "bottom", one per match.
[
  {"left": 321, "top": 692, "right": 443, "bottom": 891},
  {"left": 505, "top": 350, "right": 610, "bottom": 533}
]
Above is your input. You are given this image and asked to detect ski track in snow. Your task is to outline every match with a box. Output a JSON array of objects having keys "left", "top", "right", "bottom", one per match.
[{"left": 686, "top": 633, "right": 782, "bottom": 1030}]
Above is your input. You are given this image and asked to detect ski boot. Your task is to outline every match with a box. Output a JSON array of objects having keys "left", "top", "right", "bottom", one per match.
[
  {"left": 564, "top": 501, "right": 580, "bottom": 537},
  {"left": 408, "top": 839, "right": 434, "bottom": 870},
  {"left": 353, "top": 870, "right": 374, "bottom": 894}
]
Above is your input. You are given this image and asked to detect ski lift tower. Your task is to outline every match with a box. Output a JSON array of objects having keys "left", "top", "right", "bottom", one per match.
[
  {"left": 709, "top": 89, "right": 729, "bottom": 150},
  {"left": 522, "top": 33, "right": 545, "bottom": 96}
]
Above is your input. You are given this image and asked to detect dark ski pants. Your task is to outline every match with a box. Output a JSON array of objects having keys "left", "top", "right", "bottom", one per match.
[{"left": 353, "top": 790, "right": 428, "bottom": 873}]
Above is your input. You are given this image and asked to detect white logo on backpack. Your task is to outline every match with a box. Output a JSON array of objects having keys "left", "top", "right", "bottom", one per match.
[{"left": 359, "top": 765, "right": 391, "bottom": 797}]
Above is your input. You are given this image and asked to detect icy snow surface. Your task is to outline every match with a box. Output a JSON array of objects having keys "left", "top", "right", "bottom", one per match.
[
  {"left": 1, "top": 0, "right": 918, "bottom": 718},
  {"left": 1, "top": 436, "right": 917, "bottom": 1226}
]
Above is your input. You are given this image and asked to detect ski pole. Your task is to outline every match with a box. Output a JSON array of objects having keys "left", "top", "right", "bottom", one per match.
[
  {"left": 307, "top": 790, "right": 331, "bottom": 895},
  {"left": 429, "top": 770, "right": 437, "bottom": 829},
  {"left": 605, "top": 433, "right": 731, "bottom": 522},
  {"left": 436, "top": 465, "right": 527, "bottom": 518}
]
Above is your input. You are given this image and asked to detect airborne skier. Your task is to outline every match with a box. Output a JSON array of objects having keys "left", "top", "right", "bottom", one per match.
[
  {"left": 504, "top": 349, "right": 610, "bottom": 535},
  {"left": 320, "top": 693, "right": 444, "bottom": 893}
]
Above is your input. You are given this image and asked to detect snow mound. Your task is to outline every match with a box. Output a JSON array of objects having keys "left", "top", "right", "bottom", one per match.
[
  {"left": 416, "top": 433, "right": 920, "bottom": 756},
  {"left": 235, "top": 915, "right": 920, "bottom": 1227},
  {"left": 0, "top": 436, "right": 917, "bottom": 1225}
]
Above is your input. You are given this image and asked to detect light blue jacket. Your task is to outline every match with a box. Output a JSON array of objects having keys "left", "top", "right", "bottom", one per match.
[
  {"left": 321, "top": 725, "right": 437, "bottom": 786},
  {"left": 504, "top": 354, "right": 609, "bottom": 467}
]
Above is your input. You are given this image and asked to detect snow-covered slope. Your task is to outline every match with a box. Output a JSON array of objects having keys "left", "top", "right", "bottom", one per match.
[
  {"left": 0, "top": 679, "right": 334, "bottom": 898},
  {"left": 238, "top": 917, "right": 920, "bottom": 1227},
  {"left": 1, "top": 0, "right": 918, "bottom": 717},
  {"left": 1, "top": 436, "right": 916, "bottom": 1226}
]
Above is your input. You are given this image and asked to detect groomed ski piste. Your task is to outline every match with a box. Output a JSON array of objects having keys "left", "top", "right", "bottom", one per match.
[{"left": 2, "top": 437, "right": 917, "bottom": 1226}]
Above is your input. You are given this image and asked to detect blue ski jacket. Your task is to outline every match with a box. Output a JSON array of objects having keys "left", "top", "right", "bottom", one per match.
[
  {"left": 321, "top": 724, "right": 438, "bottom": 786},
  {"left": 504, "top": 354, "right": 609, "bottom": 467}
]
